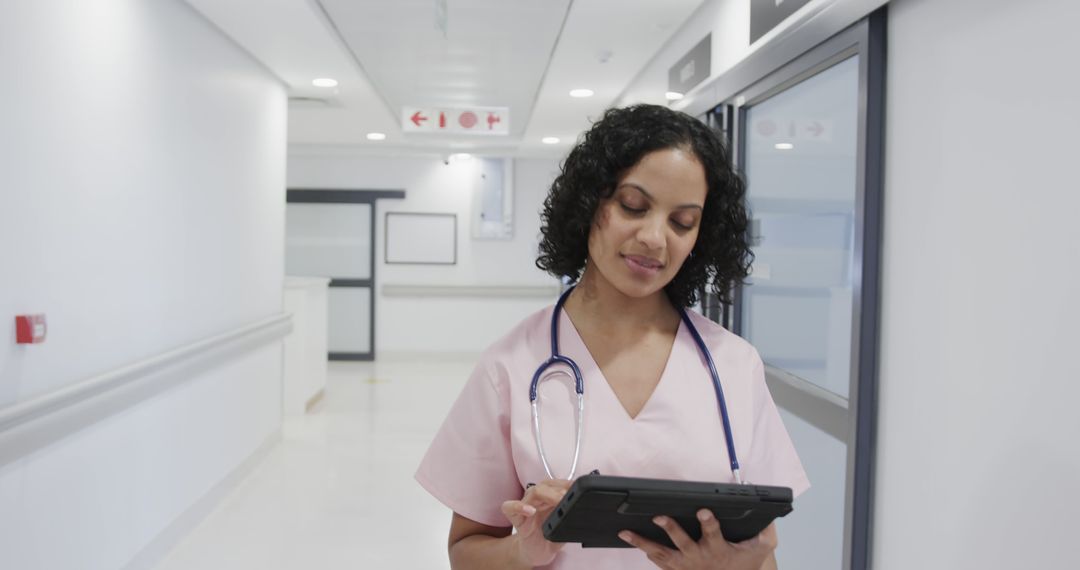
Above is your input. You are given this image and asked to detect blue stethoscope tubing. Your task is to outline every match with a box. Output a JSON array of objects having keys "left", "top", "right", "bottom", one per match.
[{"left": 529, "top": 286, "right": 744, "bottom": 484}]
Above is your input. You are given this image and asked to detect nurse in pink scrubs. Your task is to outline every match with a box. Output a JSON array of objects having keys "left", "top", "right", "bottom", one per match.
[{"left": 416, "top": 104, "right": 809, "bottom": 569}]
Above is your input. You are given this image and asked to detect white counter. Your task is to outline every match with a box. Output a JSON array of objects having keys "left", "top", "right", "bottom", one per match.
[{"left": 282, "top": 276, "right": 330, "bottom": 415}]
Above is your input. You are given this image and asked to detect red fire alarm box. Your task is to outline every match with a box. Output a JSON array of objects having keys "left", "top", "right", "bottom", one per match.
[{"left": 15, "top": 315, "right": 47, "bottom": 344}]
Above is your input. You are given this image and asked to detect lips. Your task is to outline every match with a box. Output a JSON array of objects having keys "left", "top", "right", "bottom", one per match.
[
  {"left": 623, "top": 254, "right": 665, "bottom": 275},
  {"left": 624, "top": 254, "right": 663, "bottom": 268}
]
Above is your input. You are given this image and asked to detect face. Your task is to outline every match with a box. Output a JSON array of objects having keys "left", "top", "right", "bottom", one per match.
[{"left": 586, "top": 147, "right": 708, "bottom": 300}]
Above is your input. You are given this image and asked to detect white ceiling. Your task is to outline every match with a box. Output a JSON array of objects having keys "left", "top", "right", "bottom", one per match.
[{"left": 184, "top": 0, "right": 705, "bottom": 157}]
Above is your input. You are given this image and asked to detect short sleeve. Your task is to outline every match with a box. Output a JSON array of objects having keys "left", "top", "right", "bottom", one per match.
[
  {"left": 414, "top": 359, "right": 522, "bottom": 527},
  {"left": 741, "top": 349, "right": 811, "bottom": 498}
]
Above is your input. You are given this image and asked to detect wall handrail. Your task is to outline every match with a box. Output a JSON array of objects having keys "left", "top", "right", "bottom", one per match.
[
  {"left": 0, "top": 314, "right": 292, "bottom": 468},
  {"left": 381, "top": 284, "right": 559, "bottom": 298}
]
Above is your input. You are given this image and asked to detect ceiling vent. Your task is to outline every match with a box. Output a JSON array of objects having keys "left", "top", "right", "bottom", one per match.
[{"left": 288, "top": 96, "right": 341, "bottom": 109}]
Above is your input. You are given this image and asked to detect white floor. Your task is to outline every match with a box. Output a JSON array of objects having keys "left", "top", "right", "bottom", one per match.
[{"left": 154, "top": 358, "right": 477, "bottom": 570}]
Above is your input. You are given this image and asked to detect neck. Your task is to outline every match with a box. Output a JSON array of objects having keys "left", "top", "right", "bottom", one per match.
[{"left": 564, "top": 264, "right": 680, "bottom": 333}]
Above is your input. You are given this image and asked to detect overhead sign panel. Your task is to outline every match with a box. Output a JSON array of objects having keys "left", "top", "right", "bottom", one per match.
[
  {"left": 750, "top": 0, "right": 813, "bottom": 44},
  {"left": 668, "top": 34, "right": 711, "bottom": 96},
  {"left": 401, "top": 106, "right": 510, "bottom": 136}
]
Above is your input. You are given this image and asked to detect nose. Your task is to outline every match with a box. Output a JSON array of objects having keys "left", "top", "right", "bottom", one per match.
[{"left": 635, "top": 214, "right": 665, "bottom": 251}]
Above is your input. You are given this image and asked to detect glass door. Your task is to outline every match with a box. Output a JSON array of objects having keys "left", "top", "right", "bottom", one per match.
[
  {"left": 712, "top": 12, "right": 885, "bottom": 570},
  {"left": 740, "top": 54, "right": 860, "bottom": 569},
  {"left": 285, "top": 190, "right": 403, "bottom": 360}
]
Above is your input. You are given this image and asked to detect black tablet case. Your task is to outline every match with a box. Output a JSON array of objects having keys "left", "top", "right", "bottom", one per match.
[{"left": 542, "top": 474, "right": 793, "bottom": 548}]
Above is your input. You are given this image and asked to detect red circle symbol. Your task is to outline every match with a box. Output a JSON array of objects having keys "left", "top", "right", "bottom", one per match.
[{"left": 459, "top": 111, "right": 478, "bottom": 129}]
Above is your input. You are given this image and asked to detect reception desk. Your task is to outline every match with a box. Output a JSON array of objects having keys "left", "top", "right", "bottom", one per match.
[{"left": 282, "top": 276, "right": 330, "bottom": 415}]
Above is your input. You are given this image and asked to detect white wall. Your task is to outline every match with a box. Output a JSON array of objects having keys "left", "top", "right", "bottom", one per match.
[
  {"left": 617, "top": 0, "right": 750, "bottom": 108},
  {"left": 876, "top": 0, "right": 1080, "bottom": 568},
  {"left": 0, "top": 0, "right": 286, "bottom": 400},
  {"left": 0, "top": 0, "right": 287, "bottom": 567},
  {"left": 0, "top": 345, "right": 282, "bottom": 570},
  {"left": 287, "top": 154, "right": 561, "bottom": 355}
]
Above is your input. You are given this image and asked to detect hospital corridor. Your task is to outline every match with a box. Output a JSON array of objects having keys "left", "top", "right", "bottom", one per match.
[
  {"left": 2, "top": 1, "right": 1079, "bottom": 569},
  {"left": 152, "top": 360, "right": 473, "bottom": 569}
]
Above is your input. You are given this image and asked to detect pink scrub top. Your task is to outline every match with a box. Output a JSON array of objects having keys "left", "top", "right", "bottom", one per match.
[{"left": 415, "top": 304, "right": 810, "bottom": 569}]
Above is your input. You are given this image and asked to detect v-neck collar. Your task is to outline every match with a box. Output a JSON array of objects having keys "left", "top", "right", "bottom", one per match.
[{"left": 557, "top": 308, "right": 685, "bottom": 421}]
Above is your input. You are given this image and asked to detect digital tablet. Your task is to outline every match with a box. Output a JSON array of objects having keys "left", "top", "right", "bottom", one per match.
[{"left": 541, "top": 474, "right": 793, "bottom": 548}]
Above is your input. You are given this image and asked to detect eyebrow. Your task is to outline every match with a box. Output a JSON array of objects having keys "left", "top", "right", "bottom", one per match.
[{"left": 617, "top": 183, "right": 703, "bottom": 211}]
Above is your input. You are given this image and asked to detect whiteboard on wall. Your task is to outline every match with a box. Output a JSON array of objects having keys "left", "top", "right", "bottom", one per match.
[{"left": 384, "top": 212, "right": 457, "bottom": 265}]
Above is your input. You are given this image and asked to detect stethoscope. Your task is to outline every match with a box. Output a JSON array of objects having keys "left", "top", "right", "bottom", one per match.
[{"left": 529, "top": 286, "right": 744, "bottom": 484}]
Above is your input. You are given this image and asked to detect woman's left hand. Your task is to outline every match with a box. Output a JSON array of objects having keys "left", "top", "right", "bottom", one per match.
[{"left": 618, "top": 509, "right": 777, "bottom": 570}]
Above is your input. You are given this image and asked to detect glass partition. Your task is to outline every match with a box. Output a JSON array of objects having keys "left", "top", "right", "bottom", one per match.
[
  {"left": 286, "top": 203, "right": 373, "bottom": 280},
  {"left": 704, "top": 10, "right": 886, "bottom": 570},
  {"left": 741, "top": 55, "right": 859, "bottom": 398},
  {"left": 285, "top": 190, "right": 402, "bottom": 361}
]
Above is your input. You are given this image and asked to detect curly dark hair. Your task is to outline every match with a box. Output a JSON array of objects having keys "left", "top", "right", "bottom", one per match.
[{"left": 536, "top": 104, "right": 752, "bottom": 308}]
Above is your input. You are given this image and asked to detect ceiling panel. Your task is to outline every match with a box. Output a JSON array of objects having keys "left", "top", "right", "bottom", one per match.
[
  {"left": 519, "top": 0, "right": 706, "bottom": 155},
  {"left": 185, "top": 0, "right": 707, "bottom": 155},
  {"left": 317, "top": 0, "right": 572, "bottom": 139}
]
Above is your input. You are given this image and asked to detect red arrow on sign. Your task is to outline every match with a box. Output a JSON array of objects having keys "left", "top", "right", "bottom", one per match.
[
  {"left": 411, "top": 111, "right": 428, "bottom": 127},
  {"left": 807, "top": 121, "right": 824, "bottom": 137}
]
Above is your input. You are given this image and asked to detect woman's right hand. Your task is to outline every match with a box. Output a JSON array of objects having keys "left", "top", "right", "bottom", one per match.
[{"left": 501, "top": 479, "right": 573, "bottom": 567}]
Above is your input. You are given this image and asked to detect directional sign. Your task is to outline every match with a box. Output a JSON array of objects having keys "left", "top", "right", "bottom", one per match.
[
  {"left": 401, "top": 106, "right": 510, "bottom": 136},
  {"left": 753, "top": 117, "right": 833, "bottom": 142}
]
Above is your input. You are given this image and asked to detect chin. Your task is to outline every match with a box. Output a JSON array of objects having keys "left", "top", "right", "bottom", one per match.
[
  {"left": 586, "top": 257, "right": 675, "bottom": 300},
  {"left": 610, "top": 278, "right": 669, "bottom": 300}
]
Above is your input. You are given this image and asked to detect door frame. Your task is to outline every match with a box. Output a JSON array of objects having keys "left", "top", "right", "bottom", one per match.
[
  {"left": 698, "top": 10, "right": 886, "bottom": 570},
  {"left": 286, "top": 189, "right": 406, "bottom": 361}
]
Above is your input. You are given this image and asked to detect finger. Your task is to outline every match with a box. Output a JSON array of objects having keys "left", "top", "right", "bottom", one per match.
[
  {"left": 731, "top": 522, "right": 778, "bottom": 557},
  {"left": 531, "top": 478, "right": 572, "bottom": 495},
  {"left": 618, "top": 530, "right": 675, "bottom": 562},
  {"left": 653, "top": 516, "right": 697, "bottom": 553},
  {"left": 724, "top": 525, "right": 777, "bottom": 570},
  {"left": 522, "top": 482, "right": 568, "bottom": 509},
  {"left": 549, "top": 478, "right": 573, "bottom": 490},
  {"left": 696, "top": 509, "right": 729, "bottom": 544},
  {"left": 500, "top": 500, "right": 537, "bottom": 525},
  {"left": 760, "top": 522, "right": 778, "bottom": 547}
]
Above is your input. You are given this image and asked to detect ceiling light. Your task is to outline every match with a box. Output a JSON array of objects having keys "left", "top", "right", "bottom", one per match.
[
  {"left": 366, "top": 132, "right": 386, "bottom": 141},
  {"left": 775, "top": 143, "right": 795, "bottom": 150},
  {"left": 542, "top": 137, "right": 560, "bottom": 144},
  {"left": 312, "top": 78, "right": 338, "bottom": 88},
  {"left": 450, "top": 153, "right": 473, "bottom": 162},
  {"left": 569, "top": 89, "right": 594, "bottom": 98},
  {"left": 665, "top": 91, "right": 684, "bottom": 101}
]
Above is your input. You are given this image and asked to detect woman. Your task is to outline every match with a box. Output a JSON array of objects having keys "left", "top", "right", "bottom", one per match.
[{"left": 415, "top": 104, "right": 809, "bottom": 569}]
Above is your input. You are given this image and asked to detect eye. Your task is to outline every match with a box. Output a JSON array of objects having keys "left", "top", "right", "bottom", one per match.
[
  {"left": 620, "top": 203, "right": 646, "bottom": 215},
  {"left": 671, "top": 214, "right": 698, "bottom": 231}
]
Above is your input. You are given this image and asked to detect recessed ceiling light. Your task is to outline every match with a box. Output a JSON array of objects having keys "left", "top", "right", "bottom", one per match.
[
  {"left": 775, "top": 143, "right": 795, "bottom": 150},
  {"left": 569, "top": 89, "right": 594, "bottom": 98},
  {"left": 366, "top": 132, "right": 386, "bottom": 141},
  {"left": 665, "top": 91, "right": 684, "bottom": 101},
  {"left": 450, "top": 153, "right": 473, "bottom": 162},
  {"left": 542, "top": 137, "right": 560, "bottom": 144},
  {"left": 312, "top": 78, "right": 338, "bottom": 88}
]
